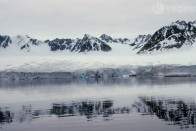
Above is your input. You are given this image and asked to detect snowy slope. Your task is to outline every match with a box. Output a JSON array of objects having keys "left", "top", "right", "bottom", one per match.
[
  {"left": 11, "top": 35, "right": 45, "bottom": 52},
  {"left": 130, "top": 34, "right": 152, "bottom": 51},
  {"left": 138, "top": 20, "right": 196, "bottom": 54}
]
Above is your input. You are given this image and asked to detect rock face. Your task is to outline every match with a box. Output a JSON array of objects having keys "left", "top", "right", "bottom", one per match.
[
  {"left": 100, "top": 34, "right": 131, "bottom": 44},
  {"left": 46, "top": 38, "right": 76, "bottom": 51},
  {"left": 71, "top": 34, "right": 112, "bottom": 53},
  {"left": 137, "top": 20, "right": 196, "bottom": 54},
  {"left": 130, "top": 34, "right": 152, "bottom": 50},
  {"left": 0, "top": 35, "right": 12, "bottom": 48},
  {"left": 100, "top": 34, "right": 114, "bottom": 43},
  {"left": 113, "top": 38, "right": 130, "bottom": 44}
]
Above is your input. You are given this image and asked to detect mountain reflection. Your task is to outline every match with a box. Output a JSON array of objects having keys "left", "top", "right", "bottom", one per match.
[
  {"left": 51, "top": 101, "right": 119, "bottom": 120},
  {"left": 0, "top": 100, "right": 131, "bottom": 125},
  {"left": 0, "top": 109, "right": 13, "bottom": 124},
  {"left": 133, "top": 96, "right": 196, "bottom": 129},
  {"left": 1, "top": 97, "right": 196, "bottom": 129}
]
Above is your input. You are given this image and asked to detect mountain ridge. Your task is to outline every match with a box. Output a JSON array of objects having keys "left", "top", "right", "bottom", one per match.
[
  {"left": 1, "top": 20, "right": 196, "bottom": 55},
  {"left": 137, "top": 20, "right": 196, "bottom": 54}
]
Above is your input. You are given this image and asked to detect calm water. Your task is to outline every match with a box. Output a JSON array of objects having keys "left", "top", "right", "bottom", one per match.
[{"left": 0, "top": 77, "right": 196, "bottom": 131}]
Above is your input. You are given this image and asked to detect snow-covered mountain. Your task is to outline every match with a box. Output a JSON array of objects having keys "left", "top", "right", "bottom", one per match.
[
  {"left": 0, "top": 34, "right": 121, "bottom": 54},
  {"left": 137, "top": 20, "right": 196, "bottom": 54},
  {"left": 11, "top": 35, "right": 43, "bottom": 52},
  {"left": 0, "top": 35, "right": 44, "bottom": 52},
  {"left": 71, "top": 34, "right": 111, "bottom": 53},
  {"left": 1, "top": 20, "right": 196, "bottom": 55}
]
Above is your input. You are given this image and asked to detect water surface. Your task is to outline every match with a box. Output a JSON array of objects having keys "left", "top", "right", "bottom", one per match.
[{"left": 0, "top": 77, "right": 196, "bottom": 131}]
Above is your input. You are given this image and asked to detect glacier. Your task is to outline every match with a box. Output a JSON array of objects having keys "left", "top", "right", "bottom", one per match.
[{"left": 1, "top": 63, "right": 196, "bottom": 80}]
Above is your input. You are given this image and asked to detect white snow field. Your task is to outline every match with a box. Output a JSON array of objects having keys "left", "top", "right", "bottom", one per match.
[{"left": 0, "top": 40, "right": 196, "bottom": 73}]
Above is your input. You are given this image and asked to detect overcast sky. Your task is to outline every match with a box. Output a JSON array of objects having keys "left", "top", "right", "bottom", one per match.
[{"left": 0, "top": 0, "right": 196, "bottom": 40}]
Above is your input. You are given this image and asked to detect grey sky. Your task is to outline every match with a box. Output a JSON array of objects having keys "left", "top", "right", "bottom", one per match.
[{"left": 0, "top": 0, "right": 196, "bottom": 40}]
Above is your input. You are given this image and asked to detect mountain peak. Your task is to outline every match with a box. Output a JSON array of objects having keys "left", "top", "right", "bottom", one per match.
[
  {"left": 172, "top": 20, "right": 187, "bottom": 25},
  {"left": 100, "top": 34, "right": 113, "bottom": 43},
  {"left": 71, "top": 34, "right": 111, "bottom": 53},
  {"left": 15, "top": 35, "right": 31, "bottom": 39},
  {"left": 170, "top": 20, "right": 188, "bottom": 30},
  {"left": 137, "top": 20, "right": 196, "bottom": 54},
  {"left": 83, "top": 34, "right": 92, "bottom": 39},
  {"left": 194, "top": 20, "right": 196, "bottom": 27},
  {"left": 189, "top": 20, "right": 196, "bottom": 27}
]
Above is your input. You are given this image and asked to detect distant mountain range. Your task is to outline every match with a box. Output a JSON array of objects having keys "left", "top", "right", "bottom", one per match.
[{"left": 0, "top": 20, "right": 196, "bottom": 54}]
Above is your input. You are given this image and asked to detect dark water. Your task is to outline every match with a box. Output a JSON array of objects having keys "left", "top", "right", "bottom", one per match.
[{"left": 0, "top": 77, "right": 196, "bottom": 131}]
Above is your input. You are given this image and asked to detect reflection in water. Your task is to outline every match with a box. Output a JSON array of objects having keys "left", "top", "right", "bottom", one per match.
[
  {"left": 0, "top": 109, "right": 13, "bottom": 124},
  {"left": 51, "top": 100, "right": 130, "bottom": 121},
  {"left": 1, "top": 77, "right": 196, "bottom": 88},
  {"left": 1, "top": 97, "right": 196, "bottom": 129},
  {"left": 0, "top": 100, "right": 131, "bottom": 125},
  {"left": 1, "top": 77, "right": 196, "bottom": 130},
  {"left": 134, "top": 97, "right": 196, "bottom": 129}
]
